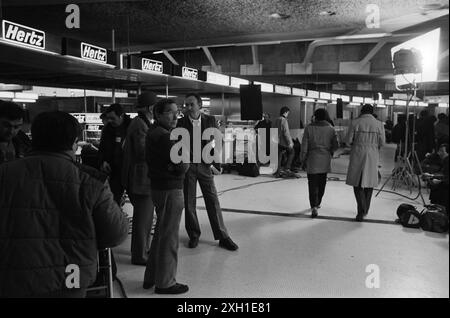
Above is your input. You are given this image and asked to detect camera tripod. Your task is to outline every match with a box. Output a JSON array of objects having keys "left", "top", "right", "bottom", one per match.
[{"left": 375, "top": 83, "right": 426, "bottom": 205}]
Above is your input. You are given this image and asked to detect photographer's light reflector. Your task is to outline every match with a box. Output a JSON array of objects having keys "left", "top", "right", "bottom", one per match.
[{"left": 391, "top": 28, "right": 440, "bottom": 87}]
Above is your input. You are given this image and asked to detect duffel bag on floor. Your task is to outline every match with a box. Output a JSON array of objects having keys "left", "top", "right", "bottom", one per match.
[
  {"left": 396, "top": 203, "right": 422, "bottom": 228},
  {"left": 420, "top": 205, "right": 449, "bottom": 233}
]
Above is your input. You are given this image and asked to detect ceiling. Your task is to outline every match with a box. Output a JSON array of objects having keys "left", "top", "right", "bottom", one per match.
[{"left": 1, "top": 0, "right": 449, "bottom": 96}]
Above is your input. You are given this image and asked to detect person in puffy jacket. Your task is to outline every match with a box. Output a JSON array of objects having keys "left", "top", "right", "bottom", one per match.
[{"left": 0, "top": 111, "right": 129, "bottom": 298}]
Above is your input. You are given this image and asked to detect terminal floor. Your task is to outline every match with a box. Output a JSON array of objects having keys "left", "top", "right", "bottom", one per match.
[{"left": 114, "top": 144, "right": 449, "bottom": 298}]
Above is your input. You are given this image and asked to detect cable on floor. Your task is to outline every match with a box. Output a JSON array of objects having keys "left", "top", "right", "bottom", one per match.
[
  {"left": 114, "top": 276, "right": 128, "bottom": 298},
  {"left": 195, "top": 174, "right": 425, "bottom": 202}
]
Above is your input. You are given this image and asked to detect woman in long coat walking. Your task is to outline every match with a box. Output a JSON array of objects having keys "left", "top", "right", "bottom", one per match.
[
  {"left": 301, "top": 108, "right": 339, "bottom": 218},
  {"left": 346, "top": 104, "right": 385, "bottom": 221}
]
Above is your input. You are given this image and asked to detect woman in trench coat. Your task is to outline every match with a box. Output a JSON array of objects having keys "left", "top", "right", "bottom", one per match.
[
  {"left": 346, "top": 104, "right": 385, "bottom": 221},
  {"left": 301, "top": 108, "right": 339, "bottom": 218}
]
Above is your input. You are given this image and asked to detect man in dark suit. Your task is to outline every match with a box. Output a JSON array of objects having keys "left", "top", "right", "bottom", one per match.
[{"left": 177, "top": 93, "right": 238, "bottom": 251}]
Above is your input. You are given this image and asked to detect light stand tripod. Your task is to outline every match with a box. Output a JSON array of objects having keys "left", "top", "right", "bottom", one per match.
[{"left": 376, "top": 81, "right": 426, "bottom": 205}]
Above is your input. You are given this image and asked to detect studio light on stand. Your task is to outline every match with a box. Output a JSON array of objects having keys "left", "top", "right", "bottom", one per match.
[{"left": 376, "top": 28, "right": 441, "bottom": 204}]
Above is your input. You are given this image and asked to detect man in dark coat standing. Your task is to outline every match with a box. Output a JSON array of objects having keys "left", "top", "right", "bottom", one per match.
[
  {"left": 122, "top": 92, "right": 158, "bottom": 265},
  {"left": 177, "top": 93, "right": 238, "bottom": 251},
  {"left": 98, "top": 103, "right": 132, "bottom": 204}
]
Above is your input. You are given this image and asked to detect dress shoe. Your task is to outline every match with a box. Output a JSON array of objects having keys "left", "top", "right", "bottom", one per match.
[
  {"left": 219, "top": 237, "right": 238, "bottom": 251},
  {"left": 188, "top": 238, "right": 199, "bottom": 248},
  {"left": 311, "top": 207, "right": 318, "bottom": 218},
  {"left": 355, "top": 214, "right": 364, "bottom": 222},
  {"left": 155, "top": 283, "right": 189, "bottom": 294},
  {"left": 143, "top": 281, "right": 154, "bottom": 290}
]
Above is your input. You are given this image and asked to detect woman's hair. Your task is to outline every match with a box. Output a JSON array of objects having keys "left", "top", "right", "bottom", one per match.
[
  {"left": 360, "top": 104, "right": 374, "bottom": 114},
  {"left": 314, "top": 108, "right": 328, "bottom": 122},
  {"left": 280, "top": 106, "right": 290, "bottom": 116}
]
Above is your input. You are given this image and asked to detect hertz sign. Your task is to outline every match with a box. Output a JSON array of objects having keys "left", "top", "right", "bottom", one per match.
[
  {"left": 142, "top": 58, "right": 163, "bottom": 74},
  {"left": 62, "top": 38, "right": 116, "bottom": 66},
  {"left": 81, "top": 42, "right": 107, "bottom": 64},
  {"left": 2, "top": 20, "right": 45, "bottom": 50},
  {"left": 182, "top": 67, "right": 198, "bottom": 80}
]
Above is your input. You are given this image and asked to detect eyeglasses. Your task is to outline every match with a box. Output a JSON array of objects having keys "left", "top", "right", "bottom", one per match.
[{"left": 162, "top": 110, "right": 179, "bottom": 116}]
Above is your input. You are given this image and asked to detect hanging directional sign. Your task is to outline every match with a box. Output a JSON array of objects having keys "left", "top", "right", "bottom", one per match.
[
  {"left": 2, "top": 20, "right": 45, "bottom": 50},
  {"left": 172, "top": 65, "right": 206, "bottom": 81},
  {"left": 127, "top": 55, "right": 170, "bottom": 75},
  {"left": 62, "top": 37, "right": 117, "bottom": 66}
]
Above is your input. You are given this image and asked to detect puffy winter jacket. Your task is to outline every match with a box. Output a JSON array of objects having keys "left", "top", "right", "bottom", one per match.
[{"left": 0, "top": 151, "right": 129, "bottom": 297}]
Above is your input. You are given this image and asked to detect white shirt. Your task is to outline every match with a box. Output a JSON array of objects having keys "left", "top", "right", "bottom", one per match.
[{"left": 189, "top": 114, "right": 201, "bottom": 128}]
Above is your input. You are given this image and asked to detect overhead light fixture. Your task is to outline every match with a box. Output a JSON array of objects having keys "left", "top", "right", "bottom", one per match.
[
  {"left": 319, "top": 11, "right": 336, "bottom": 16},
  {"left": 269, "top": 13, "right": 291, "bottom": 19},
  {"left": 13, "top": 98, "right": 36, "bottom": 103},
  {"left": 0, "top": 92, "right": 14, "bottom": 99},
  {"left": 153, "top": 50, "right": 163, "bottom": 54},
  {"left": 156, "top": 94, "right": 177, "bottom": 98},
  {"left": 335, "top": 33, "right": 391, "bottom": 40},
  {"left": 302, "top": 98, "right": 316, "bottom": 103}
]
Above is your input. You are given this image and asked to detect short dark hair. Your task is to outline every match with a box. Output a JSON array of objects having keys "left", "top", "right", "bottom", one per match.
[
  {"left": 280, "top": 106, "right": 290, "bottom": 116},
  {"left": 361, "top": 104, "right": 374, "bottom": 115},
  {"left": 439, "top": 143, "right": 449, "bottom": 153},
  {"left": 314, "top": 108, "right": 328, "bottom": 122},
  {"left": 104, "top": 103, "right": 124, "bottom": 117},
  {"left": 153, "top": 99, "right": 176, "bottom": 117},
  {"left": 185, "top": 93, "right": 202, "bottom": 106},
  {"left": 31, "top": 111, "right": 81, "bottom": 152},
  {"left": 437, "top": 113, "right": 447, "bottom": 121},
  {"left": 419, "top": 109, "right": 429, "bottom": 118},
  {"left": 0, "top": 100, "right": 25, "bottom": 120}
]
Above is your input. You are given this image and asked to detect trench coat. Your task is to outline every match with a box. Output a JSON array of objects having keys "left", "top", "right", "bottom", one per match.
[
  {"left": 121, "top": 115, "right": 152, "bottom": 195},
  {"left": 300, "top": 120, "right": 339, "bottom": 174},
  {"left": 345, "top": 114, "right": 385, "bottom": 188}
]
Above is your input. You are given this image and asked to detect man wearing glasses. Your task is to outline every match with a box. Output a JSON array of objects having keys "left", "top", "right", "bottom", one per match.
[{"left": 177, "top": 93, "right": 238, "bottom": 251}]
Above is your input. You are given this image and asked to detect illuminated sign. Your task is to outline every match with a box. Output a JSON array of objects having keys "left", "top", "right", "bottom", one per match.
[
  {"left": 142, "top": 58, "right": 163, "bottom": 74},
  {"left": 307, "top": 90, "right": 319, "bottom": 99},
  {"left": 319, "top": 92, "right": 331, "bottom": 100},
  {"left": 340, "top": 95, "right": 350, "bottom": 102},
  {"left": 71, "top": 113, "right": 86, "bottom": 124},
  {"left": 230, "top": 77, "right": 249, "bottom": 88},
  {"left": 275, "top": 85, "right": 291, "bottom": 95},
  {"left": 331, "top": 94, "right": 340, "bottom": 101},
  {"left": 2, "top": 20, "right": 45, "bottom": 50},
  {"left": 81, "top": 42, "right": 107, "bottom": 64},
  {"left": 385, "top": 99, "right": 394, "bottom": 105},
  {"left": 207, "top": 71, "right": 230, "bottom": 86},
  {"left": 62, "top": 38, "right": 117, "bottom": 66},
  {"left": 292, "top": 88, "right": 307, "bottom": 97},
  {"left": 253, "top": 81, "right": 273, "bottom": 93},
  {"left": 182, "top": 67, "right": 198, "bottom": 80},
  {"left": 364, "top": 97, "right": 374, "bottom": 104},
  {"left": 395, "top": 100, "right": 407, "bottom": 106},
  {"left": 352, "top": 96, "right": 364, "bottom": 103}
]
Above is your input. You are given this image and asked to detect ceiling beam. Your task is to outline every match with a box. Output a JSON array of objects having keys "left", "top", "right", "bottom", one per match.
[
  {"left": 251, "top": 45, "right": 259, "bottom": 65},
  {"left": 358, "top": 40, "right": 387, "bottom": 71},
  {"left": 162, "top": 50, "right": 179, "bottom": 66},
  {"left": 201, "top": 47, "right": 217, "bottom": 68}
]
